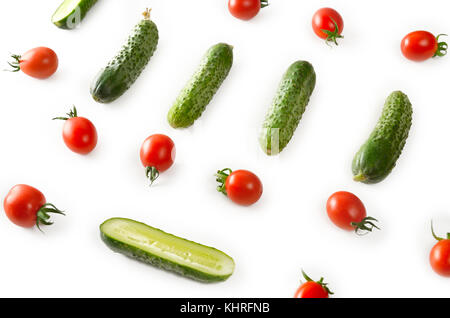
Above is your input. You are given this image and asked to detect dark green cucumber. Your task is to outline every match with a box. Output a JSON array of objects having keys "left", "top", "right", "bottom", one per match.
[
  {"left": 90, "top": 9, "right": 158, "bottom": 103},
  {"left": 51, "top": 0, "right": 98, "bottom": 29},
  {"left": 259, "top": 61, "right": 316, "bottom": 155},
  {"left": 167, "top": 43, "right": 233, "bottom": 128},
  {"left": 100, "top": 218, "right": 235, "bottom": 282},
  {"left": 352, "top": 91, "right": 413, "bottom": 184}
]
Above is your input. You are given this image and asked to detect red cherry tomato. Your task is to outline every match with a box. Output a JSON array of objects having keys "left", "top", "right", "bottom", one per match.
[
  {"left": 3, "top": 184, "right": 64, "bottom": 230},
  {"left": 216, "top": 168, "right": 263, "bottom": 206},
  {"left": 294, "top": 270, "right": 332, "bottom": 298},
  {"left": 228, "top": 0, "right": 268, "bottom": 21},
  {"left": 430, "top": 222, "right": 450, "bottom": 277},
  {"left": 140, "top": 134, "right": 176, "bottom": 185},
  {"left": 401, "top": 31, "right": 447, "bottom": 62},
  {"left": 326, "top": 191, "right": 379, "bottom": 234},
  {"left": 312, "top": 8, "right": 344, "bottom": 45},
  {"left": 8, "top": 47, "right": 58, "bottom": 79},
  {"left": 54, "top": 106, "right": 98, "bottom": 155}
]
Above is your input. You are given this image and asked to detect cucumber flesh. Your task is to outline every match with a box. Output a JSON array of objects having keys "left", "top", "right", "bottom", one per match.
[
  {"left": 52, "top": 0, "right": 97, "bottom": 29},
  {"left": 52, "top": 0, "right": 82, "bottom": 21},
  {"left": 100, "top": 218, "right": 235, "bottom": 282}
]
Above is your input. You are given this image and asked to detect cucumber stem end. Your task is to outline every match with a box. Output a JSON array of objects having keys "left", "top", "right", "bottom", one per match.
[
  {"left": 353, "top": 173, "right": 366, "bottom": 182},
  {"left": 142, "top": 8, "right": 151, "bottom": 20}
]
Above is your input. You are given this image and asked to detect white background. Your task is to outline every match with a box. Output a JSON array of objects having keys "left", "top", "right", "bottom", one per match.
[{"left": 0, "top": 0, "right": 449, "bottom": 298}]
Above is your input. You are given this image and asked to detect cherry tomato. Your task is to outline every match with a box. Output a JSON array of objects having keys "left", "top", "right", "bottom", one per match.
[
  {"left": 8, "top": 47, "right": 58, "bottom": 79},
  {"left": 3, "top": 184, "right": 64, "bottom": 230},
  {"left": 430, "top": 222, "right": 450, "bottom": 277},
  {"left": 401, "top": 31, "right": 447, "bottom": 62},
  {"left": 326, "top": 191, "right": 379, "bottom": 234},
  {"left": 228, "top": 0, "right": 268, "bottom": 21},
  {"left": 53, "top": 106, "right": 98, "bottom": 155},
  {"left": 294, "top": 270, "right": 332, "bottom": 298},
  {"left": 312, "top": 8, "right": 344, "bottom": 45},
  {"left": 216, "top": 168, "right": 263, "bottom": 206},
  {"left": 140, "top": 134, "right": 176, "bottom": 185}
]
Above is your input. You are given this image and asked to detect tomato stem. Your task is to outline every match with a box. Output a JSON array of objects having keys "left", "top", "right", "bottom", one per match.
[
  {"left": 5, "top": 54, "right": 21, "bottom": 72},
  {"left": 145, "top": 166, "right": 160, "bottom": 186},
  {"left": 301, "top": 269, "right": 334, "bottom": 295},
  {"left": 431, "top": 220, "right": 450, "bottom": 241},
  {"left": 433, "top": 34, "right": 448, "bottom": 58},
  {"left": 36, "top": 203, "right": 65, "bottom": 233},
  {"left": 215, "top": 168, "right": 232, "bottom": 195},
  {"left": 260, "top": 0, "right": 269, "bottom": 8},
  {"left": 52, "top": 106, "right": 78, "bottom": 121},
  {"left": 320, "top": 18, "right": 343, "bottom": 46},
  {"left": 351, "top": 216, "right": 380, "bottom": 235}
]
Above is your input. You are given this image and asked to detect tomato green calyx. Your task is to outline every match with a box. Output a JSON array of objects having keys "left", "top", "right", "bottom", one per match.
[
  {"left": 142, "top": 8, "right": 151, "bottom": 20},
  {"left": 53, "top": 106, "right": 78, "bottom": 120},
  {"left": 215, "top": 168, "right": 232, "bottom": 195},
  {"left": 6, "top": 54, "right": 21, "bottom": 72},
  {"left": 320, "top": 19, "right": 343, "bottom": 46},
  {"left": 431, "top": 221, "right": 450, "bottom": 241},
  {"left": 433, "top": 34, "right": 448, "bottom": 57},
  {"left": 260, "top": 0, "right": 269, "bottom": 8},
  {"left": 145, "top": 166, "right": 160, "bottom": 186},
  {"left": 301, "top": 270, "right": 334, "bottom": 295},
  {"left": 351, "top": 216, "right": 380, "bottom": 235},
  {"left": 36, "top": 203, "right": 65, "bottom": 233}
]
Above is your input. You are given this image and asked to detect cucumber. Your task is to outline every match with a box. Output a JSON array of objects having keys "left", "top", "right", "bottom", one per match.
[
  {"left": 259, "top": 61, "right": 316, "bottom": 155},
  {"left": 90, "top": 9, "right": 158, "bottom": 103},
  {"left": 352, "top": 91, "right": 413, "bottom": 184},
  {"left": 100, "top": 218, "right": 235, "bottom": 282},
  {"left": 51, "top": 0, "right": 98, "bottom": 29},
  {"left": 167, "top": 43, "right": 233, "bottom": 128}
]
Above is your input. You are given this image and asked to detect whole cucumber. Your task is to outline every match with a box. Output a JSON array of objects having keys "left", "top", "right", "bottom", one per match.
[
  {"left": 352, "top": 91, "right": 413, "bottom": 184},
  {"left": 90, "top": 9, "right": 158, "bottom": 103},
  {"left": 167, "top": 43, "right": 233, "bottom": 128},
  {"left": 259, "top": 61, "right": 316, "bottom": 155}
]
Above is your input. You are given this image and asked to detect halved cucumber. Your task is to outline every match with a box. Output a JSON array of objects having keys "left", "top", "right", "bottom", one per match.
[
  {"left": 100, "top": 218, "right": 235, "bottom": 282},
  {"left": 51, "top": 0, "right": 98, "bottom": 29}
]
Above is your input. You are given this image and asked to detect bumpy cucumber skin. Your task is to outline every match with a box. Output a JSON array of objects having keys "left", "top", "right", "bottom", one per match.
[
  {"left": 259, "top": 61, "right": 316, "bottom": 155},
  {"left": 167, "top": 43, "right": 233, "bottom": 128},
  {"left": 90, "top": 18, "right": 158, "bottom": 103},
  {"left": 52, "top": 0, "right": 98, "bottom": 29},
  {"left": 352, "top": 91, "right": 413, "bottom": 184},
  {"left": 100, "top": 218, "right": 235, "bottom": 283}
]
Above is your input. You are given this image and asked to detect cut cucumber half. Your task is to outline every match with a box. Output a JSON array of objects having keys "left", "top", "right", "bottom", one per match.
[
  {"left": 100, "top": 218, "right": 235, "bottom": 282},
  {"left": 51, "top": 0, "right": 98, "bottom": 29}
]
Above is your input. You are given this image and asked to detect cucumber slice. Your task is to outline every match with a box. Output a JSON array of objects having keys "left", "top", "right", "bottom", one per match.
[
  {"left": 100, "top": 218, "right": 235, "bottom": 282},
  {"left": 51, "top": 0, "right": 98, "bottom": 29}
]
